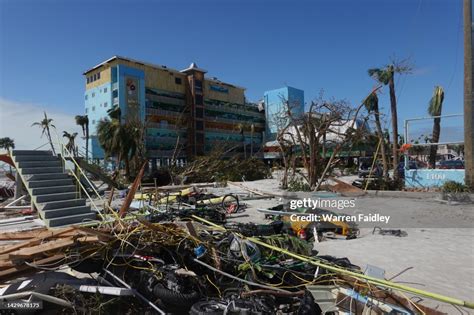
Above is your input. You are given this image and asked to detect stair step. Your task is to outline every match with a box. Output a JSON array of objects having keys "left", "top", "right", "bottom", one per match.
[
  {"left": 12, "top": 150, "right": 52, "bottom": 156},
  {"left": 31, "top": 185, "right": 76, "bottom": 196},
  {"left": 21, "top": 167, "right": 63, "bottom": 175},
  {"left": 41, "top": 206, "right": 92, "bottom": 219},
  {"left": 45, "top": 212, "right": 97, "bottom": 227},
  {"left": 34, "top": 192, "right": 79, "bottom": 203},
  {"left": 13, "top": 155, "right": 59, "bottom": 162},
  {"left": 18, "top": 160, "right": 62, "bottom": 168},
  {"left": 28, "top": 179, "right": 74, "bottom": 188},
  {"left": 27, "top": 173, "right": 70, "bottom": 181},
  {"left": 39, "top": 199, "right": 86, "bottom": 211}
]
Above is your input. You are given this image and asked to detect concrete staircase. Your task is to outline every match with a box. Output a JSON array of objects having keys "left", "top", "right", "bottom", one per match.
[{"left": 11, "top": 150, "right": 97, "bottom": 228}]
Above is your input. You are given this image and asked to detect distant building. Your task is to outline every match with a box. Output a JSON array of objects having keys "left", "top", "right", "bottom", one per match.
[
  {"left": 83, "top": 56, "right": 265, "bottom": 165},
  {"left": 263, "top": 86, "right": 304, "bottom": 141}
]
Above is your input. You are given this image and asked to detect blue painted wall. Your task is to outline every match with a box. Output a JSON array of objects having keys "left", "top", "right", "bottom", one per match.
[
  {"left": 405, "top": 169, "right": 466, "bottom": 188},
  {"left": 116, "top": 65, "right": 146, "bottom": 123},
  {"left": 84, "top": 81, "right": 112, "bottom": 159},
  {"left": 263, "top": 86, "right": 304, "bottom": 141},
  {"left": 85, "top": 65, "right": 145, "bottom": 159}
]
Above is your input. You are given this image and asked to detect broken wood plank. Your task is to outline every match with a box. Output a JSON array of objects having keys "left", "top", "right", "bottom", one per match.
[
  {"left": 8, "top": 238, "right": 75, "bottom": 259},
  {"left": 0, "top": 228, "right": 49, "bottom": 240},
  {"left": 0, "top": 254, "right": 64, "bottom": 279}
]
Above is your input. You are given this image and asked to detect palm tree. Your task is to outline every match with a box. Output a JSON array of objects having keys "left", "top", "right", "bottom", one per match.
[
  {"left": 0, "top": 137, "right": 15, "bottom": 153},
  {"left": 364, "top": 91, "right": 389, "bottom": 177},
  {"left": 32, "top": 112, "right": 56, "bottom": 154},
  {"left": 368, "top": 62, "right": 411, "bottom": 179},
  {"left": 428, "top": 86, "right": 445, "bottom": 168},
  {"left": 62, "top": 131, "right": 78, "bottom": 157},
  {"left": 75, "top": 115, "right": 89, "bottom": 160},
  {"left": 97, "top": 106, "right": 139, "bottom": 178}
]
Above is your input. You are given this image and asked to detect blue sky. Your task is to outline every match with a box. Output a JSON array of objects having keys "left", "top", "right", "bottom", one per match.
[{"left": 0, "top": 0, "right": 465, "bottom": 146}]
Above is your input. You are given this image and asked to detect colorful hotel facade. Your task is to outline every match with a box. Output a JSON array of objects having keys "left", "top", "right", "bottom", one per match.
[{"left": 83, "top": 56, "right": 265, "bottom": 165}]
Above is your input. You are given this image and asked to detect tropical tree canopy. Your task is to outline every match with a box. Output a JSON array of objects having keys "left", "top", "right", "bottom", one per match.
[
  {"left": 32, "top": 112, "right": 56, "bottom": 138},
  {"left": 428, "top": 86, "right": 444, "bottom": 117},
  {"left": 96, "top": 105, "right": 142, "bottom": 177},
  {"left": 32, "top": 112, "right": 56, "bottom": 154},
  {"left": 0, "top": 137, "right": 15, "bottom": 151},
  {"left": 368, "top": 66, "right": 393, "bottom": 85},
  {"left": 363, "top": 91, "right": 379, "bottom": 112},
  {"left": 75, "top": 115, "right": 89, "bottom": 136}
]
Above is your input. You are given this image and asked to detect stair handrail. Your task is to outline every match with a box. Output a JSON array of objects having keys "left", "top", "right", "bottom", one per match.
[{"left": 51, "top": 129, "right": 112, "bottom": 222}]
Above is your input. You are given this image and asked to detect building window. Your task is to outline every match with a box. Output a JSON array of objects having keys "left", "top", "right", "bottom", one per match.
[
  {"left": 175, "top": 77, "right": 182, "bottom": 85},
  {"left": 195, "top": 94, "right": 203, "bottom": 105},
  {"left": 92, "top": 92, "right": 95, "bottom": 98},
  {"left": 104, "top": 102, "right": 108, "bottom": 107},
  {"left": 92, "top": 106, "right": 95, "bottom": 111},
  {"left": 87, "top": 77, "right": 90, "bottom": 84},
  {"left": 194, "top": 79, "right": 202, "bottom": 92},
  {"left": 85, "top": 95, "right": 88, "bottom": 100},
  {"left": 85, "top": 108, "right": 88, "bottom": 113},
  {"left": 196, "top": 133, "right": 204, "bottom": 143},
  {"left": 196, "top": 121, "right": 204, "bottom": 131},
  {"left": 92, "top": 120, "right": 96, "bottom": 124},
  {"left": 104, "top": 87, "right": 107, "bottom": 93},
  {"left": 97, "top": 72, "right": 100, "bottom": 80},
  {"left": 196, "top": 108, "right": 203, "bottom": 118},
  {"left": 112, "top": 90, "right": 118, "bottom": 98}
]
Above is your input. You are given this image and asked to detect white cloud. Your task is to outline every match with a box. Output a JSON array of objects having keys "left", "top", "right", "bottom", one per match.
[{"left": 0, "top": 98, "right": 85, "bottom": 152}]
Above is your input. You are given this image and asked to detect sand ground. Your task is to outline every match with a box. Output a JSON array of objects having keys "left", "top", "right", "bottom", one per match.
[{"left": 206, "top": 177, "right": 474, "bottom": 314}]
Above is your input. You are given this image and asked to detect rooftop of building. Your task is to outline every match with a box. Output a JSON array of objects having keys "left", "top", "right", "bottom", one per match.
[{"left": 83, "top": 55, "right": 245, "bottom": 89}]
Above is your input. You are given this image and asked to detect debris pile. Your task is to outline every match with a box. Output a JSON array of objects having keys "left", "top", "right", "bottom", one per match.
[{"left": 0, "top": 216, "right": 461, "bottom": 314}]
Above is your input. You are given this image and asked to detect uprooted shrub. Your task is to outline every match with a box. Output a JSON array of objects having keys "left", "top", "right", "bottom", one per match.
[{"left": 287, "top": 176, "right": 311, "bottom": 192}]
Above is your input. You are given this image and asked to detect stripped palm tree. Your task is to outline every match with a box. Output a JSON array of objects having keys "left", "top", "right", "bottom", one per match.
[
  {"left": 364, "top": 91, "right": 389, "bottom": 177},
  {"left": 368, "top": 62, "right": 411, "bottom": 179},
  {"left": 75, "top": 115, "right": 89, "bottom": 160},
  {"left": 32, "top": 112, "right": 56, "bottom": 154},
  {"left": 428, "top": 86, "right": 445, "bottom": 168},
  {"left": 62, "top": 131, "right": 78, "bottom": 157}
]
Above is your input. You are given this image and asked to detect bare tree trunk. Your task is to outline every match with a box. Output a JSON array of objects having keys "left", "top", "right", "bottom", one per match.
[
  {"left": 277, "top": 141, "right": 289, "bottom": 189},
  {"left": 85, "top": 124, "right": 89, "bottom": 161},
  {"left": 389, "top": 75, "right": 399, "bottom": 179},
  {"left": 374, "top": 109, "right": 389, "bottom": 177},
  {"left": 46, "top": 127, "right": 56, "bottom": 155},
  {"left": 429, "top": 117, "right": 441, "bottom": 168}
]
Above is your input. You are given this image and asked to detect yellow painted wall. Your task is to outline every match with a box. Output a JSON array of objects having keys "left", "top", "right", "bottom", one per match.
[
  {"left": 110, "top": 59, "right": 187, "bottom": 94},
  {"left": 85, "top": 58, "right": 245, "bottom": 102},
  {"left": 204, "top": 81, "right": 245, "bottom": 104},
  {"left": 85, "top": 67, "right": 111, "bottom": 90}
]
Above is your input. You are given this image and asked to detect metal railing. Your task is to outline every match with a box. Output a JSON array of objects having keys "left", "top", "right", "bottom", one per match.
[{"left": 52, "top": 129, "right": 109, "bottom": 222}]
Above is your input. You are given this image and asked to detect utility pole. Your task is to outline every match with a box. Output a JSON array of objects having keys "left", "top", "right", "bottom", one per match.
[{"left": 464, "top": 0, "right": 474, "bottom": 189}]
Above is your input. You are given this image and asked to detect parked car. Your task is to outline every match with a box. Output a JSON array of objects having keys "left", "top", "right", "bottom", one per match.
[
  {"left": 397, "top": 161, "right": 418, "bottom": 179},
  {"left": 358, "top": 157, "right": 382, "bottom": 178},
  {"left": 438, "top": 160, "right": 465, "bottom": 169}
]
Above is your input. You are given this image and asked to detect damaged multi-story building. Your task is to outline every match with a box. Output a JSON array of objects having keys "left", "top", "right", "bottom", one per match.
[{"left": 83, "top": 56, "right": 265, "bottom": 166}]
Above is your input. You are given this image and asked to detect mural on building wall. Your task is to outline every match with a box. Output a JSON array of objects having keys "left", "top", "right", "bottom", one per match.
[
  {"left": 125, "top": 76, "right": 140, "bottom": 121},
  {"left": 210, "top": 85, "right": 229, "bottom": 93}
]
